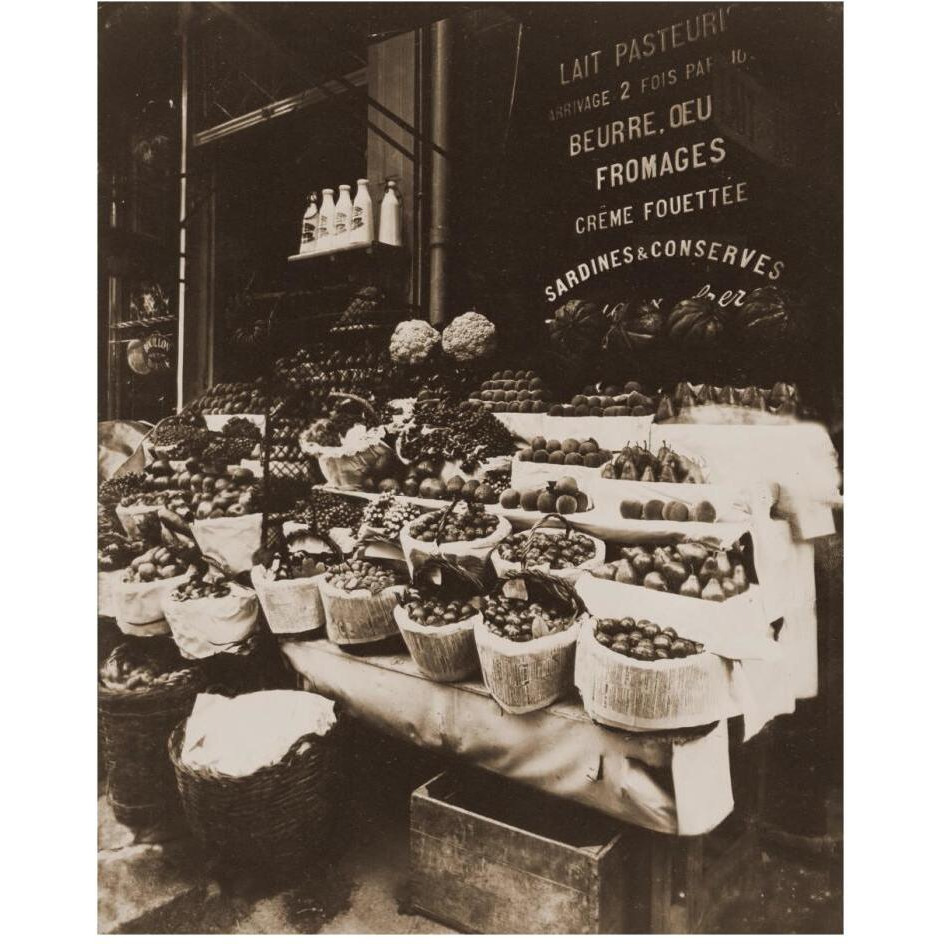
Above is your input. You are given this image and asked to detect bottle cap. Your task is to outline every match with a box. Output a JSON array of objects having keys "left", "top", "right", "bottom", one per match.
[
  {"left": 322, "top": 188, "right": 334, "bottom": 195},
  {"left": 339, "top": 184, "right": 351, "bottom": 191},
  {"left": 357, "top": 178, "right": 369, "bottom": 186}
]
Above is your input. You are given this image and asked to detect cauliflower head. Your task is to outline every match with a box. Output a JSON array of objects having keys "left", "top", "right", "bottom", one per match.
[
  {"left": 442, "top": 311, "right": 497, "bottom": 362},
  {"left": 389, "top": 319, "right": 441, "bottom": 365}
]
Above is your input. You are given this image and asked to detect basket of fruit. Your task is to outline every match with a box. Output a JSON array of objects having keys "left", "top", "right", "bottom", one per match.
[
  {"left": 163, "top": 568, "right": 261, "bottom": 660},
  {"left": 491, "top": 513, "right": 605, "bottom": 584},
  {"left": 99, "top": 638, "right": 205, "bottom": 826},
  {"left": 473, "top": 570, "right": 586, "bottom": 714},
  {"left": 189, "top": 468, "right": 262, "bottom": 574},
  {"left": 299, "top": 393, "right": 395, "bottom": 489},
  {"left": 400, "top": 498, "right": 512, "bottom": 580},
  {"left": 393, "top": 556, "right": 485, "bottom": 682},
  {"left": 315, "top": 555, "right": 407, "bottom": 646},
  {"left": 574, "top": 617, "right": 735, "bottom": 731},
  {"left": 114, "top": 545, "right": 194, "bottom": 636},
  {"left": 99, "top": 532, "right": 145, "bottom": 618},
  {"left": 116, "top": 491, "right": 183, "bottom": 540},
  {"left": 250, "top": 538, "right": 342, "bottom": 636},
  {"left": 575, "top": 538, "right": 773, "bottom": 660}
]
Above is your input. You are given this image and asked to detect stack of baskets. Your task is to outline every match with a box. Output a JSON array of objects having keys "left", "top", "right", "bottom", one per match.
[{"left": 168, "top": 712, "right": 346, "bottom": 876}]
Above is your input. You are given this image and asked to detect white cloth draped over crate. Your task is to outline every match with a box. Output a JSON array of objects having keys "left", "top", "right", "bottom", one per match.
[{"left": 282, "top": 639, "right": 762, "bottom": 836}]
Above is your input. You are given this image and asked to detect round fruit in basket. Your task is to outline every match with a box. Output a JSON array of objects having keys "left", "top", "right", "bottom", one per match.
[
  {"left": 594, "top": 618, "right": 702, "bottom": 661},
  {"left": 481, "top": 594, "right": 573, "bottom": 643},
  {"left": 266, "top": 550, "right": 331, "bottom": 581},
  {"left": 408, "top": 502, "right": 500, "bottom": 543},
  {"left": 124, "top": 545, "right": 190, "bottom": 582},
  {"left": 495, "top": 529, "right": 597, "bottom": 570},
  {"left": 398, "top": 587, "right": 479, "bottom": 627},
  {"left": 322, "top": 558, "right": 400, "bottom": 594},
  {"left": 170, "top": 572, "right": 232, "bottom": 601}
]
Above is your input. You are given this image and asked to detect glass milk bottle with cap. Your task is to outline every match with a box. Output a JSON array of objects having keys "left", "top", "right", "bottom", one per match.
[
  {"left": 298, "top": 191, "right": 319, "bottom": 255},
  {"left": 315, "top": 188, "right": 337, "bottom": 252},
  {"left": 334, "top": 184, "right": 353, "bottom": 247},
  {"left": 349, "top": 178, "right": 374, "bottom": 247},
  {"left": 378, "top": 180, "right": 402, "bottom": 247}
]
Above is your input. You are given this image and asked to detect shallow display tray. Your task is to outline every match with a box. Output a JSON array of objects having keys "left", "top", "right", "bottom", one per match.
[{"left": 495, "top": 412, "right": 655, "bottom": 449}]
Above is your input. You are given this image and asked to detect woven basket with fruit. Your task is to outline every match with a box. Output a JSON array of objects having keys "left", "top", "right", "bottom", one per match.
[
  {"left": 299, "top": 393, "right": 394, "bottom": 489},
  {"left": 399, "top": 498, "right": 512, "bottom": 580},
  {"left": 574, "top": 617, "right": 733, "bottom": 732},
  {"left": 250, "top": 537, "right": 342, "bottom": 636},
  {"left": 163, "top": 567, "right": 260, "bottom": 660},
  {"left": 114, "top": 545, "right": 194, "bottom": 636},
  {"left": 315, "top": 555, "right": 406, "bottom": 646},
  {"left": 393, "top": 556, "right": 485, "bottom": 682},
  {"left": 491, "top": 513, "right": 605, "bottom": 584},
  {"left": 473, "top": 569, "right": 586, "bottom": 714}
]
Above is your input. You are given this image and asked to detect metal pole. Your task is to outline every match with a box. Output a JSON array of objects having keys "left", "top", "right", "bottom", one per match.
[
  {"left": 175, "top": 5, "right": 190, "bottom": 412},
  {"left": 428, "top": 18, "right": 453, "bottom": 326}
]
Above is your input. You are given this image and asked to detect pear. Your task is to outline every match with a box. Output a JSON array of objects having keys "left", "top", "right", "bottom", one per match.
[
  {"left": 678, "top": 386, "right": 697, "bottom": 409},
  {"left": 715, "top": 550, "right": 733, "bottom": 579},
  {"left": 663, "top": 561, "right": 689, "bottom": 590},
  {"left": 640, "top": 465, "right": 655, "bottom": 482},
  {"left": 602, "top": 463, "right": 615, "bottom": 479},
  {"left": 695, "top": 383, "right": 712, "bottom": 405},
  {"left": 659, "top": 462, "right": 677, "bottom": 483},
  {"left": 701, "top": 577, "right": 725, "bottom": 602},
  {"left": 770, "top": 381, "right": 792, "bottom": 403},
  {"left": 680, "top": 573, "right": 702, "bottom": 598},
  {"left": 739, "top": 385, "right": 758, "bottom": 406},
  {"left": 749, "top": 391, "right": 768, "bottom": 412},
  {"left": 721, "top": 578, "right": 738, "bottom": 598},
  {"left": 633, "top": 552, "right": 654, "bottom": 575},
  {"left": 653, "top": 547, "right": 672, "bottom": 571},
  {"left": 718, "top": 384, "right": 738, "bottom": 406},
  {"left": 655, "top": 395, "right": 676, "bottom": 422},
  {"left": 614, "top": 559, "right": 637, "bottom": 585},
  {"left": 592, "top": 562, "right": 617, "bottom": 580},
  {"left": 620, "top": 460, "right": 638, "bottom": 481},
  {"left": 732, "top": 564, "right": 749, "bottom": 594},
  {"left": 774, "top": 400, "right": 797, "bottom": 417},
  {"left": 643, "top": 571, "right": 668, "bottom": 592},
  {"left": 673, "top": 381, "right": 693, "bottom": 402}
]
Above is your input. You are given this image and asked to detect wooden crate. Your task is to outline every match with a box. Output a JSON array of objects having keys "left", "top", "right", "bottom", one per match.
[{"left": 410, "top": 769, "right": 631, "bottom": 934}]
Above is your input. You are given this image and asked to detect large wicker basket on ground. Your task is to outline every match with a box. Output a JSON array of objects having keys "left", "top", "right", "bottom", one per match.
[
  {"left": 168, "top": 715, "right": 345, "bottom": 876},
  {"left": 99, "top": 663, "right": 205, "bottom": 827}
]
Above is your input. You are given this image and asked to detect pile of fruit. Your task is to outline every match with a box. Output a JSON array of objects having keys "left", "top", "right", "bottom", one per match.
[
  {"left": 655, "top": 381, "right": 802, "bottom": 421},
  {"left": 322, "top": 558, "right": 400, "bottom": 594},
  {"left": 618, "top": 496, "right": 717, "bottom": 523},
  {"left": 494, "top": 529, "right": 598, "bottom": 570},
  {"left": 500, "top": 476, "right": 591, "bottom": 515},
  {"left": 154, "top": 463, "right": 259, "bottom": 521},
  {"left": 444, "top": 475, "right": 499, "bottom": 505},
  {"left": 399, "top": 401, "right": 517, "bottom": 474},
  {"left": 397, "top": 587, "right": 479, "bottom": 627},
  {"left": 590, "top": 542, "right": 751, "bottom": 600},
  {"left": 99, "top": 641, "right": 198, "bottom": 693},
  {"left": 123, "top": 545, "right": 190, "bottom": 583},
  {"left": 264, "top": 549, "right": 332, "bottom": 580},
  {"left": 220, "top": 416, "right": 262, "bottom": 441},
  {"left": 408, "top": 502, "right": 500, "bottom": 544},
  {"left": 170, "top": 572, "right": 232, "bottom": 601},
  {"left": 359, "top": 492, "right": 425, "bottom": 542},
  {"left": 517, "top": 436, "right": 613, "bottom": 469},
  {"left": 99, "top": 472, "right": 149, "bottom": 507},
  {"left": 481, "top": 594, "right": 572, "bottom": 642},
  {"left": 462, "top": 370, "right": 556, "bottom": 414},
  {"left": 99, "top": 532, "right": 145, "bottom": 571},
  {"left": 118, "top": 489, "right": 185, "bottom": 511},
  {"left": 601, "top": 442, "right": 705, "bottom": 483},
  {"left": 297, "top": 490, "right": 367, "bottom": 534},
  {"left": 593, "top": 618, "right": 703, "bottom": 660},
  {"left": 191, "top": 381, "right": 267, "bottom": 415},
  {"left": 201, "top": 435, "right": 258, "bottom": 464},
  {"left": 549, "top": 382, "right": 658, "bottom": 418}
]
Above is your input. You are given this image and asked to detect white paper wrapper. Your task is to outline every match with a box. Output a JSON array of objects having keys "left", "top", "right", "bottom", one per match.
[
  {"left": 573, "top": 573, "right": 776, "bottom": 661},
  {"left": 163, "top": 583, "right": 260, "bottom": 659},
  {"left": 574, "top": 619, "right": 737, "bottom": 731},
  {"left": 98, "top": 569, "right": 125, "bottom": 618},
  {"left": 250, "top": 565, "right": 327, "bottom": 635},
  {"left": 393, "top": 605, "right": 480, "bottom": 682},
  {"left": 473, "top": 615, "right": 581, "bottom": 714},
  {"left": 115, "top": 501, "right": 166, "bottom": 540},
  {"left": 588, "top": 478, "right": 753, "bottom": 524},
  {"left": 114, "top": 569, "right": 192, "bottom": 636},
  {"left": 490, "top": 527, "right": 606, "bottom": 585},
  {"left": 192, "top": 513, "right": 262, "bottom": 574},
  {"left": 399, "top": 511, "right": 512, "bottom": 580}
]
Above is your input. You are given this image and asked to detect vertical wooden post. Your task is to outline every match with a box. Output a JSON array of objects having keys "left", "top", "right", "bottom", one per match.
[
  {"left": 367, "top": 30, "right": 419, "bottom": 308},
  {"left": 428, "top": 18, "right": 453, "bottom": 326}
]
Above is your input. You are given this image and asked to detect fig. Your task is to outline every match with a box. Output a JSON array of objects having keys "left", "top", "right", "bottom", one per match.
[
  {"left": 664, "top": 500, "right": 690, "bottom": 522},
  {"left": 643, "top": 499, "right": 665, "bottom": 520}
]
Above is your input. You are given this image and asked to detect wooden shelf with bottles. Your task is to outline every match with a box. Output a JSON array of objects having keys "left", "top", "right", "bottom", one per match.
[{"left": 287, "top": 241, "right": 408, "bottom": 268}]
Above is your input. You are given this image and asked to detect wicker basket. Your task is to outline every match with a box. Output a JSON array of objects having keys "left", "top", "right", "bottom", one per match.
[
  {"left": 168, "top": 716, "right": 345, "bottom": 876},
  {"left": 99, "top": 661, "right": 205, "bottom": 827},
  {"left": 251, "top": 566, "right": 326, "bottom": 636},
  {"left": 490, "top": 513, "right": 606, "bottom": 585},
  {"left": 393, "top": 605, "right": 479, "bottom": 682},
  {"left": 315, "top": 573, "right": 405, "bottom": 646}
]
